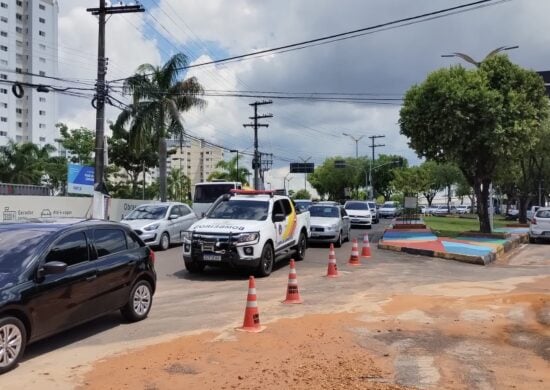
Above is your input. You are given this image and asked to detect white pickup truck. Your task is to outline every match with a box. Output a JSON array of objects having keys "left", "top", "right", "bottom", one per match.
[{"left": 182, "top": 190, "right": 311, "bottom": 277}]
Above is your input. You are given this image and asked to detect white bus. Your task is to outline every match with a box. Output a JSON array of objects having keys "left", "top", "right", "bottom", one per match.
[{"left": 192, "top": 181, "right": 242, "bottom": 217}]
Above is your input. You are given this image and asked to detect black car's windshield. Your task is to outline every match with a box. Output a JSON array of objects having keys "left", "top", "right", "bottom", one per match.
[
  {"left": 309, "top": 206, "right": 339, "bottom": 218},
  {"left": 0, "top": 229, "right": 51, "bottom": 273},
  {"left": 208, "top": 200, "right": 269, "bottom": 220},
  {"left": 124, "top": 205, "right": 168, "bottom": 220},
  {"left": 345, "top": 202, "right": 368, "bottom": 210}
]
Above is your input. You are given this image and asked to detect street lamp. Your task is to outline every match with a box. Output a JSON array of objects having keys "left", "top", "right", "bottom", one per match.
[
  {"left": 441, "top": 45, "right": 519, "bottom": 67},
  {"left": 229, "top": 149, "right": 239, "bottom": 182},
  {"left": 284, "top": 172, "right": 293, "bottom": 195},
  {"left": 342, "top": 132, "right": 364, "bottom": 159}
]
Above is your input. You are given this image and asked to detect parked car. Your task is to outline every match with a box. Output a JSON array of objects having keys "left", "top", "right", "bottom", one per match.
[
  {"left": 527, "top": 206, "right": 541, "bottom": 221},
  {"left": 456, "top": 205, "right": 471, "bottom": 214},
  {"left": 309, "top": 205, "right": 350, "bottom": 247},
  {"left": 316, "top": 201, "right": 341, "bottom": 206},
  {"left": 433, "top": 205, "right": 457, "bottom": 215},
  {"left": 343, "top": 201, "right": 373, "bottom": 228},
  {"left": 528, "top": 208, "right": 550, "bottom": 243},
  {"left": 378, "top": 201, "right": 400, "bottom": 218},
  {"left": 366, "top": 200, "right": 380, "bottom": 224},
  {"left": 121, "top": 202, "right": 198, "bottom": 250},
  {"left": 0, "top": 219, "right": 156, "bottom": 374}
]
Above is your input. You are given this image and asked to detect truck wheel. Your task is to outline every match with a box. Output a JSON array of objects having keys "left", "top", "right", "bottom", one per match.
[
  {"left": 293, "top": 232, "right": 307, "bottom": 261},
  {"left": 0, "top": 316, "right": 26, "bottom": 374},
  {"left": 158, "top": 232, "right": 170, "bottom": 251},
  {"left": 335, "top": 231, "right": 343, "bottom": 248},
  {"left": 185, "top": 260, "right": 205, "bottom": 273},
  {"left": 256, "top": 243, "right": 274, "bottom": 277}
]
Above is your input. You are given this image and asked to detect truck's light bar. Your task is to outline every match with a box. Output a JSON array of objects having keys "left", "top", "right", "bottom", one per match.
[{"left": 230, "top": 189, "right": 274, "bottom": 197}]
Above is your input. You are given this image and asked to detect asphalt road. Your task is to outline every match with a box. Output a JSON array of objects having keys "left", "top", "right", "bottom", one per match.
[{"left": 4, "top": 218, "right": 549, "bottom": 389}]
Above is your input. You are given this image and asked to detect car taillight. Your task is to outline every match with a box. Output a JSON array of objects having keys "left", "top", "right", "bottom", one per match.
[
  {"left": 532, "top": 218, "right": 537, "bottom": 225},
  {"left": 149, "top": 249, "right": 156, "bottom": 264}
]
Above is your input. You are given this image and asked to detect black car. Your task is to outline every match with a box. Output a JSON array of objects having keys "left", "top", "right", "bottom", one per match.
[{"left": 0, "top": 219, "right": 156, "bottom": 374}]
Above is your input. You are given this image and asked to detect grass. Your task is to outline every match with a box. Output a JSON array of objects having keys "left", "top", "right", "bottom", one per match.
[{"left": 423, "top": 215, "right": 508, "bottom": 237}]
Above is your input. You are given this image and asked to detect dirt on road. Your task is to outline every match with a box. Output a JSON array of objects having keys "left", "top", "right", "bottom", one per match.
[{"left": 79, "top": 277, "right": 549, "bottom": 390}]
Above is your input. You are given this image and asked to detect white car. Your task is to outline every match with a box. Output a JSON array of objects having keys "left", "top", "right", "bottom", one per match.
[
  {"left": 456, "top": 205, "right": 471, "bottom": 214},
  {"left": 529, "top": 207, "right": 550, "bottom": 243},
  {"left": 344, "top": 201, "right": 373, "bottom": 228},
  {"left": 378, "top": 201, "right": 400, "bottom": 218},
  {"left": 309, "top": 205, "right": 350, "bottom": 247},
  {"left": 121, "top": 202, "right": 198, "bottom": 250}
]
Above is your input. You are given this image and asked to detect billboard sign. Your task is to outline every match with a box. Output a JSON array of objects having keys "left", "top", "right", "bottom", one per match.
[
  {"left": 68, "top": 164, "right": 94, "bottom": 195},
  {"left": 290, "top": 162, "right": 314, "bottom": 173}
]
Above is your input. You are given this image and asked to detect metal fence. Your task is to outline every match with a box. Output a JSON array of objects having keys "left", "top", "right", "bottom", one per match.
[{"left": 0, "top": 183, "right": 50, "bottom": 196}]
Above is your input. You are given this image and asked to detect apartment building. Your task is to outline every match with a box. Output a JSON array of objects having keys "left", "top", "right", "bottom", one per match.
[
  {"left": 0, "top": 0, "right": 58, "bottom": 147},
  {"left": 166, "top": 138, "right": 225, "bottom": 186}
]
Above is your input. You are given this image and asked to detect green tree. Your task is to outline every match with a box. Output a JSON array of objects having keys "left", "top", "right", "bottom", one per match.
[
  {"left": 370, "top": 154, "right": 408, "bottom": 199},
  {"left": 55, "top": 123, "right": 95, "bottom": 165},
  {"left": 400, "top": 55, "right": 548, "bottom": 232},
  {"left": 308, "top": 157, "right": 357, "bottom": 200},
  {"left": 167, "top": 168, "right": 191, "bottom": 202},
  {"left": 292, "top": 189, "right": 311, "bottom": 200},
  {"left": 115, "top": 53, "right": 206, "bottom": 202},
  {"left": 0, "top": 141, "right": 55, "bottom": 185},
  {"left": 207, "top": 156, "right": 250, "bottom": 184}
]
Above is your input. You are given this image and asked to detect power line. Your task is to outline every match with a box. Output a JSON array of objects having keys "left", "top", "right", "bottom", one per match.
[{"left": 109, "top": 0, "right": 508, "bottom": 83}]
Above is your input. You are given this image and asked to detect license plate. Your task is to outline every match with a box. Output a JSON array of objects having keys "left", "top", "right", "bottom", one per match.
[
  {"left": 203, "top": 254, "right": 221, "bottom": 261},
  {"left": 352, "top": 219, "right": 360, "bottom": 223}
]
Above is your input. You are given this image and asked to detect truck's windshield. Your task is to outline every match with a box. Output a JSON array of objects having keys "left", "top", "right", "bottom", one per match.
[
  {"left": 194, "top": 184, "right": 237, "bottom": 203},
  {"left": 208, "top": 200, "right": 269, "bottom": 221}
]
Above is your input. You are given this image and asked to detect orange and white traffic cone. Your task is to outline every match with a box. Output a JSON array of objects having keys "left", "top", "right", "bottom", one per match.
[
  {"left": 361, "top": 233, "right": 372, "bottom": 258},
  {"left": 348, "top": 238, "right": 361, "bottom": 266},
  {"left": 283, "top": 259, "right": 303, "bottom": 304},
  {"left": 236, "top": 276, "right": 266, "bottom": 332},
  {"left": 326, "top": 243, "right": 339, "bottom": 278}
]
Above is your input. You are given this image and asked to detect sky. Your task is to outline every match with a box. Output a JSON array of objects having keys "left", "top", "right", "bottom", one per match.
[{"left": 56, "top": 0, "right": 550, "bottom": 192}]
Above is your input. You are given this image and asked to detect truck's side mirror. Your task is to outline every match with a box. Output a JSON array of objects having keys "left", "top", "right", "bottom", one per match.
[{"left": 273, "top": 213, "right": 286, "bottom": 222}]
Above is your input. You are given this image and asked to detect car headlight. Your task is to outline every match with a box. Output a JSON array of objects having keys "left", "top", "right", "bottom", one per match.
[
  {"left": 327, "top": 223, "right": 338, "bottom": 231},
  {"left": 237, "top": 232, "right": 260, "bottom": 244},
  {"left": 143, "top": 223, "right": 160, "bottom": 231},
  {"left": 182, "top": 231, "right": 193, "bottom": 242}
]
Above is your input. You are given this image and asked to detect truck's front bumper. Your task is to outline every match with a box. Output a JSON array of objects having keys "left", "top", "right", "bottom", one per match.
[{"left": 183, "top": 242, "right": 261, "bottom": 269}]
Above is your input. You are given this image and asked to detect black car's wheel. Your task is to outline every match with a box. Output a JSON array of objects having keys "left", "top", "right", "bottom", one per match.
[
  {"left": 185, "top": 260, "right": 205, "bottom": 273},
  {"left": 335, "top": 231, "right": 343, "bottom": 248},
  {"left": 121, "top": 280, "right": 153, "bottom": 322},
  {"left": 0, "top": 317, "right": 26, "bottom": 374},
  {"left": 256, "top": 243, "right": 274, "bottom": 277},
  {"left": 293, "top": 232, "right": 307, "bottom": 261},
  {"left": 158, "top": 232, "right": 170, "bottom": 251},
  {"left": 529, "top": 236, "right": 537, "bottom": 244}
]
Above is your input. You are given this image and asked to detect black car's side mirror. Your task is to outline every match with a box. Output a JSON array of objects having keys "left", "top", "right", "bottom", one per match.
[{"left": 38, "top": 261, "right": 68, "bottom": 277}]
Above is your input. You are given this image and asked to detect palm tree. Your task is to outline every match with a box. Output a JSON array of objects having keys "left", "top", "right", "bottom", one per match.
[
  {"left": 167, "top": 168, "right": 191, "bottom": 202},
  {"left": 115, "top": 53, "right": 205, "bottom": 201},
  {"left": 0, "top": 141, "right": 55, "bottom": 184},
  {"left": 207, "top": 156, "right": 250, "bottom": 185}
]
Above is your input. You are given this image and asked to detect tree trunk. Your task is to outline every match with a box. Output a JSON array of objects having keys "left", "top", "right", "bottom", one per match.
[
  {"left": 447, "top": 184, "right": 451, "bottom": 212},
  {"left": 518, "top": 195, "right": 529, "bottom": 224},
  {"left": 475, "top": 178, "right": 492, "bottom": 233},
  {"left": 159, "top": 138, "right": 167, "bottom": 202}
]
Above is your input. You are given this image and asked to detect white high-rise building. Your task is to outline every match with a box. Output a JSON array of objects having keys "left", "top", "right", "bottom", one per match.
[{"left": 0, "top": 0, "right": 58, "bottom": 147}]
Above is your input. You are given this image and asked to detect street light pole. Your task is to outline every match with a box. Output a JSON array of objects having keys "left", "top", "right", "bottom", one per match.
[
  {"left": 298, "top": 156, "right": 311, "bottom": 192},
  {"left": 342, "top": 132, "right": 365, "bottom": 159},
  {"left": 441, "top": 45, "right": 519, "bottom": 67}
]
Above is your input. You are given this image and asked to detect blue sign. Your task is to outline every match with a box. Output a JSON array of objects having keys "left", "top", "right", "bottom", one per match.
[{"left": 68, "top": 164, "right": 94, "bottom": 195}]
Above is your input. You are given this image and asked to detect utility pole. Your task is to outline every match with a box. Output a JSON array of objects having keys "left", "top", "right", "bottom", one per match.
[
  {"left": 87, "top": 1, "right": 144, "bottom": 218},
  {"left": 243, "top": 100, "right": 273, "bottom": 189},
  {"left": 368, "top": 135, "right": 385, "bottom": 199}
]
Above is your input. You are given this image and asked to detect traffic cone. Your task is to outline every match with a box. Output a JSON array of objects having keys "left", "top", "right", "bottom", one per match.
[
  {"left": 348, "top": 238, "right": 361, "bottom": 266},
  {"left": 236, "top": 276, "right": 266, "bottom": 332},
  {"left": 361, "top": 233, "right": 372, "bottom": 258},
  {"left": 283, "top": 259, "right": 303, "bottom": 304},
  {"left": 326, "top": 243, "right": 339, "bottom": 278}
]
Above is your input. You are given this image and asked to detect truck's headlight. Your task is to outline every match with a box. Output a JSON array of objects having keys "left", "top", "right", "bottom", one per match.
[
  {"left": 181, "top": 231, "right": 193, "bottom": 242},
  {"left": 237, "top": 232, "right": 260, "bottom": 244},
  {"left": 143, "top": 223, "right": 160, "bottom": 231}
]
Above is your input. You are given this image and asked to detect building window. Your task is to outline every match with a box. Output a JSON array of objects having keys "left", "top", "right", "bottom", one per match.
[
  {"left": 39, "top": 136, "right": 46, "bottom": 142},
  {"left": 16, "top": 0, "right": 22, "bottom": 6},
  {"left": 16, "top": 122, "right": 22, "bottom": 128},
  {"left": 39, "top": 4, "right": 45, "bottom": 10},
  {"left": 0, "top": 102, "right": 6, "bottom": 108},
  {"left": 39, "top": 110, "right": 46, "bottom": 115},
  {"left": 39, "top": 123, "right": 46, "bottom": 128},
  {"left": 0, "top": 131, "right": 7, "bottom": 136},
  {"left": 15, "top": 26, "right": 22, "bottom": 33},
  {"left": 39, "top": 57, "right": 46, "bottom": 63},
  {"left": 0, "top": 88, "right": 7, "bottom": 94},
  {"left": 16, "top": 14, "right": 23, "bottom": 21},
  {"left": 38, "top": 31, "right": 45, "bottom": 37},
  {"left": 39, "top": 17, "right": 45, "bottom": 24},
  {"left": 39, "top": 97, "right": 46, "bottom": 102},
  {"left": 16, "top": 135, "right": 22, "bottom": 141},
  {"left": 0, "top": 117, "right": 7, "bottom": 122},
  {"left": 15, "top": 68, "right": 22, "bottom": 74},
  {"left": 0, "top": 45, "right": 7, "bottom": 52},
  {"left": 0, "top": 3, "right": 7, "bottom": 8},
  {"left": 0, "top": 74, "right": 6, "bottom": 80},
  {"left": 16, "top": 108, "right": 22, "bottom": 114},
  {"left": 39, "top": 43, "right": 46, "bottom": 49},
  {"left": 0, "top": 31, "right": 6, "bottom": 37},
  {"left": 0, "top": 17, "right": 7, "bottom": 23}
]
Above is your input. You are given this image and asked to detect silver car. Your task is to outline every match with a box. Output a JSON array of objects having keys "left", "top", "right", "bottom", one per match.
[
  {"left": 121, "top": 202, "right": 198, "bottom": 250},
  {"left": 308, "top": 205, "right": 350, "bottom": 247}
]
